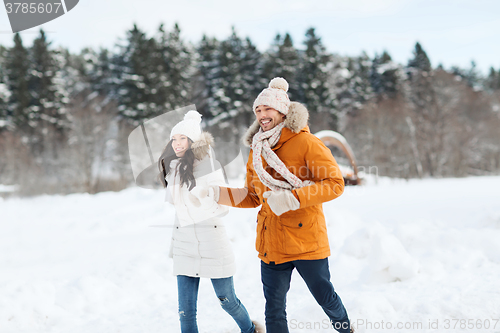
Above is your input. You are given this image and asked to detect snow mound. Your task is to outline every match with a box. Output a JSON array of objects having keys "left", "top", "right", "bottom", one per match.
[{"left": 343, "top": 223, "right": 419, "bottom": 283}]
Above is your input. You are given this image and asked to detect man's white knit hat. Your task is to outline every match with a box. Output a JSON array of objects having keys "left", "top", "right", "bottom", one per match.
[
  {"left": 253, "top": 77, "right": 291, "bottom": 115},
  {"left": 170, "top": 110, "right": 202, "bottom": 142}
]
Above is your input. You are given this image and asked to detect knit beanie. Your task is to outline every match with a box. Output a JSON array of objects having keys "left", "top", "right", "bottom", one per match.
[
  {"left": 252, "top": 77, "right": 291, "bottom": 115},
  {"left": 170, "top": 110, "right": 202, "bottom": 142}
]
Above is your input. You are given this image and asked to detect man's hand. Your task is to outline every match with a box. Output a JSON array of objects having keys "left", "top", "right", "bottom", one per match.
[{"left": 263, "top": 190, "right": 300, "bottom": 216}]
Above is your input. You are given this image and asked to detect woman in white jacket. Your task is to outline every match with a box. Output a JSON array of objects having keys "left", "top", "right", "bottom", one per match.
[{"left": 158, "top": 111, "right": 258, "bottom": 333}]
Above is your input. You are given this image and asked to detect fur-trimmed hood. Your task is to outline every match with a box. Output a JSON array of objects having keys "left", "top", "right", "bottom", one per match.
[
  {"left": 243, "top": 101, "right": 309, "bottom": 147},
  {"left": 191, "top": 131, "right": 214, "bottom": 161}
]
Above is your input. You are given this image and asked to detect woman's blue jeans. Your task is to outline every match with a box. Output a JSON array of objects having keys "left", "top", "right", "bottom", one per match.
[{"left": 177, "top": 275, "right": 255, "bottom": 333}]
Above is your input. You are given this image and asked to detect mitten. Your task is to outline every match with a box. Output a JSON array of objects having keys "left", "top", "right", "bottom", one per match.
[
  {"left": 191, "top": 185, "right": 220, "bottom": 209},
  {"left": 208, "top": 185, "right": 220, "bottom": 203},
  {"left": 263, "top": 190, "right": 300, "bottom": 216}
]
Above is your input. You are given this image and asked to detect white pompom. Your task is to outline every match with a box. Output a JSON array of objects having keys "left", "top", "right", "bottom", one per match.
[
  {"left": 184, "top": 110, "right": 202, "bottom": 123},
  {"left": 268, "top": 77, "right": 289, "bottom": 92}
]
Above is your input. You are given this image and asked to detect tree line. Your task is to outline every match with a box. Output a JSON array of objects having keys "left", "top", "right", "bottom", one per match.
[{"left": 0, "top": 23, "right": 499, "bottom": 195}]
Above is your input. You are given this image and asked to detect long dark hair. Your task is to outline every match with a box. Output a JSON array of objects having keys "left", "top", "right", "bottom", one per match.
[{"left": 158, "top": 138, "right": 196, "bottom": 190}]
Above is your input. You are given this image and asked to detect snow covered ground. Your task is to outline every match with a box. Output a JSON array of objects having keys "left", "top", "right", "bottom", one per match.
[{"left": 1, "top": 175, "right": 500, "bottom": 333}]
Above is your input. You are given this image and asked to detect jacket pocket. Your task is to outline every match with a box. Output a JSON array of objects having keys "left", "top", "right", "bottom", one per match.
[
  {"left": 279, "top": 212, "right": 319, "bottom": 255},
  {"left": 256, "top": 214, "right": 266, "bottom": 255}
]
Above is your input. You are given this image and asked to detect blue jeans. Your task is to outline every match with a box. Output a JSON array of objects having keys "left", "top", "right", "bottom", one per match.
[
  {"left": 261, "top": 259, "right": 350, "bottom": 333},
  {"left": 177, "top": 275, "right": 255, "bottom": 333}
]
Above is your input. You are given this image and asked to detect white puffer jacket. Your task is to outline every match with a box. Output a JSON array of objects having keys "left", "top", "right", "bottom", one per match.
[{"left": 166, "top": 133, "right": 235, "bottom": 278}]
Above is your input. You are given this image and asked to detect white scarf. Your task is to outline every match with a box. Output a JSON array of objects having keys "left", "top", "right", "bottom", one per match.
[{"left": 251, "top": 122, "right": 313, "bottom": 191}]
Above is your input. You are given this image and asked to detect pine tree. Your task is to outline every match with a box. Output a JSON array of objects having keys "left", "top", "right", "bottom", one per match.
[
  {"left": 78, "top": 47, "right": 114, "bottom": 95},
  {"left": 349, "top": 53, "right": 373, "bottom": 108},
  {"left": 497, "top": 67, "right": 500, "bottom": 90},
  {"left": 206, "top": 27, "right": 263, "bottom": 138},
  {"left": 263, "top": 33, "right": 281, "bottom": 77},
  {"left": 465, "top": 60, "right": 481, "bottom": 90},
  {"left": 299, "top": 28, "right": 334, "bottom": 130},
  {"left": 24, "top": 29, "right": 69, "bottom": 160},
  {"left": 370, "top": 50, "right": 400, "bottom": 99},
  {"left": 0, "top": 45, "right": 9, "bottom": 128},
  {"left": 210, "top": 27, "right": 245, "bottom": 119},
  {"left": 95, "top": 48, "right": 114, "bottom": 95},
  {"left": 53, "top": 46, "right": 75, "bottom": 108},
  {"left": 113, "top": 23, "right": 192, "bottom": 125},
  {"left": 327, "top": 53, "right": 373, "bottom": 131},
  {"left": 263, "top": 33, "right": 300, "bottom": 100},
  {"left": 193, "top": 35, "right": 220, "bottom": 119},
  {"left": 5, "top": 33, "right": 31, "bottom": 135},
  {"left": 238, "top": 36, "right": 265, "bottom": 126},
  {"left": 408, "top": 42, "right": 431, "bottom": 72},
  {"left": 406, "top": 42, "right": 435, "bottom": 111},
  {"left": 112, "top": 24, "right": 158, "bottom": 124},
  {"left": 28, "top": 29, "right": 66, "bottom": 132},
  {"left": 484, "top": 67, "right": 500, "bottom": 91},
  {"left": 154, "top": 23, "right": 193, "bottom": 112},
  {"left": 406, "top": 42, "right": 442, "bottom": 176}
]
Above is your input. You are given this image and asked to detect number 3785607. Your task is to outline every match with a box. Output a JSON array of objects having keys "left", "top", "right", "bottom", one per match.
[{"left": 5, "top": 2, "right": 63, "bottom": 14}]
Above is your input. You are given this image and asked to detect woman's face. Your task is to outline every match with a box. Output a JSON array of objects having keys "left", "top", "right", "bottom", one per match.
[{"left": 172, "top": 134, "right": 190, "bottom": 157}]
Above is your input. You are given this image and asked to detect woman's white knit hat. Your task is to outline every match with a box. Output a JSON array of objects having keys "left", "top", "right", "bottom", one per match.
[
  {"left": 252, "top": 77, "right": 291, "bottom": 115},
  {"left": 170, "top": 110, "right": 202, "bottom": 142}
]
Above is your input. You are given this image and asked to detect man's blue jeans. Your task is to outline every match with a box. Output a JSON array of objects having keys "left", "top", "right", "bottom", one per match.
[
  {"left": 177, "top": 275, "right": 255, "bottom": 333},
  {"left": 261, "top": 259, "right": 350, "bottom": 333}
]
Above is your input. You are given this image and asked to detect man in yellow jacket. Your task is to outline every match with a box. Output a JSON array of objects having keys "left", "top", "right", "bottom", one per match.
[{"left": 211, "top": 77, "right": 352, "bottom": 333}]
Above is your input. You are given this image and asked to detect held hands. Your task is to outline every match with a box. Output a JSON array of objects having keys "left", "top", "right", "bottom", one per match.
[
  {"left": 190, "top": 185, "right": 220, "bottom": 209},
  {"left": 263, "top": 190, "right": 300, "bottom": 216},
  {"left": 207, "top": 185, "right": 220, "bottom": 203}
]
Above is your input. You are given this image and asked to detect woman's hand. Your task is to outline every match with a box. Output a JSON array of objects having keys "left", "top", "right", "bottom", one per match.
[{"left": 191, "top": 185, "right": 220, "bottom": 209}]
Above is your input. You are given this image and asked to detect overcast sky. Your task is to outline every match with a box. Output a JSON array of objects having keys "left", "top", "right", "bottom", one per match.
[{"left": 1, "top": 0, "right": 499, "bottom": 74}]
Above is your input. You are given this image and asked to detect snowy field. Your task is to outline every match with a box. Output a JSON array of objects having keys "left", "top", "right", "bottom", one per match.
[{"left": 1, "top": 175, "right": 500, "bottom": 333}]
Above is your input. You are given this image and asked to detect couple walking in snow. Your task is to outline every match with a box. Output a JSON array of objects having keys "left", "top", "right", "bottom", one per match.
[{"left": 159, "top": 77, "right": 353, "bottom": 333}]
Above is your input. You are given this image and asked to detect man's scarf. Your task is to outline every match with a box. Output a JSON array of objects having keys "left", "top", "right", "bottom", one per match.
[{"left": 251, "top": 122, "right": 313, "bottom": 191}]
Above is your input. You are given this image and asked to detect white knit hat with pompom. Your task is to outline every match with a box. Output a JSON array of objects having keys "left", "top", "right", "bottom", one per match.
[
  {"left": 252, "top": 77, "right": 291, "bottom": 115},
  {"left": 170, "top": 110, "right": 202, "bottom": 142}
]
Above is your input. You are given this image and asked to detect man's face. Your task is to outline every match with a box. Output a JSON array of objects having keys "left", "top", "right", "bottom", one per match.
[{"left": 255, "top": 105, "right": 285, "bottom": 131}]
